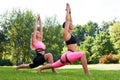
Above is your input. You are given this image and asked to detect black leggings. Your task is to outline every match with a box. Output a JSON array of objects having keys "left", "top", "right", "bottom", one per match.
[{"left": 29, "top": 53, "right": 46, "bottom": 68}]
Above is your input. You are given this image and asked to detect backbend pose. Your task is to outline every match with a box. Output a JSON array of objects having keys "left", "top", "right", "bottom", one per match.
[
  {"left": 37, "top": 3, "right": 90, "bottom": 75},
  {"left": 14, "top": 15, "right": 56, "bottom": 73}
]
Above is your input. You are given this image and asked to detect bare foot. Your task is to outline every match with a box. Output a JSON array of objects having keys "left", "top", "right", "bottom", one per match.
[
  {"left": 14, "top": 66, "right": 18, "bottom": 71},
  {"left": 52, "top": 68, "right": 58, "bottom": 73},
  {"left": 52, "top": 70, "right": 58, "bottom": 73},
  {"left": 36, "top": 68, "right": 42, "bottom": 73},
  {"left": 53, "top": 71, "right": 59, "bottom": 74},
  {"left": 84, "top": 72, "right": 91, "bottom": 75}
]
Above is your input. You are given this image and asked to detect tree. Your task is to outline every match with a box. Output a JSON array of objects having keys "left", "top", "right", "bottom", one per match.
[
  {"left": 0, "top": 30, "right": 7, "bottom": 59},
  {"left": 110, "top": 22, "right": 120, "bottom": 53},
  {"left": 84, "top": 21, "right": 99, "bottom": 37},
  {"left": 90, "top": 31, "right": 116, "bottom": 63},
  {"left": 0, "top": 9, "right": 35, "bottom": 65},
  {"left": 100, "top": 21, "right": 110, "bottom": 32},
  {"left": 43, "top": 16, "right": 64, "bottom": 61},
  {"left": 73, "top": 25, "right": 86, "bottom": 45},
  {"left": 77, "top": 21, "right": 116, "bottom": 64},
  {"left": 78, "top": 36, "right": 94, "bottom": 63},
  {"left": 73, "top": 21, "right": 99, "bottom": 46}
]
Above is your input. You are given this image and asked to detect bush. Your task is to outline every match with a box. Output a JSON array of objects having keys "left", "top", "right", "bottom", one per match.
[
  {"left": 116, "top": 53, "right": 120, "bottom": 63},
  {"left": 99, "top": 53, "right": 119, "bottom": 64},
  {"left": 0, "top": 59, "right": 13, "bottom": 66}
]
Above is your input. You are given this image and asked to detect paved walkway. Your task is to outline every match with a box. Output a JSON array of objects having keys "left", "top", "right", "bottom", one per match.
[{"left": 58, "top": 64, "right": 120, "bottom": 70}]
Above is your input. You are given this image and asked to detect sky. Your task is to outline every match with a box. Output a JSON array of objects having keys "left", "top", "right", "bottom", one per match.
[{"left": 0, "top": 0, "right": 120, "bottom": 25}]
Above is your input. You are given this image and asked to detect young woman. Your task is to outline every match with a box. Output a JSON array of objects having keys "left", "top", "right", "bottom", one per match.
[
  {"left": 14, "top": 15, "right": 56, "bottom": 73},
  {"left": 37, "top": 3, "right": 90, "bottom": 75}
]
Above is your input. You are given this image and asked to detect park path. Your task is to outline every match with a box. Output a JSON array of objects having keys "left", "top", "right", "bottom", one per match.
[{"left": 58, "top": 64, "right": 120, "bottom": 70}]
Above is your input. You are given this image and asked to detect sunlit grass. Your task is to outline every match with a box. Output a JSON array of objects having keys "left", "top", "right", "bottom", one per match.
[{"left": 0, "top": 66, "right": 120, "bottom": 80}]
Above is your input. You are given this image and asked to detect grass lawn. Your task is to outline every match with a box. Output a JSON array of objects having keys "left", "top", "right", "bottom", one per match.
[{"left": 0, "top": 66, "right": 120, "bottom": 80}]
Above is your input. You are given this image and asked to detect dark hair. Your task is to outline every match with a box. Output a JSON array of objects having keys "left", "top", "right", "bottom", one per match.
[{"left": 62, "top": 22, "right": 66, "bottom": 28}]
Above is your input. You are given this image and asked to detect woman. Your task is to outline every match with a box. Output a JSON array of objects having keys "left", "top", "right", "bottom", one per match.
[
  {"left": 37, "top": 3, "right": 90, "bottom": 75},
  {"left": 14, "top": 15, "right": 56, "bottom": 73}
]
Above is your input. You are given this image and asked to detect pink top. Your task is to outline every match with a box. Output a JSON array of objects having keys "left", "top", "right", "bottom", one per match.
[{"left": 32, "top": 41, "right": 46, "bottom": 50}]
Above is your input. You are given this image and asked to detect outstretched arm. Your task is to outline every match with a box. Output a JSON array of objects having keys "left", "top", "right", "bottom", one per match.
[
  {"left": 63, "top": 3, "right": 71, "bottom": 39},
  {"left": 69, "top": 5, "right": 72, "bottom": 23},
  {"left": 32, "top": 16, "right": 39, "bottom": 42},
  {"left": 38, "top": 15, "right": 43, "bottom": 40},
  {"left": 65, "top": 3, "right": 71, "bottom": 31}
]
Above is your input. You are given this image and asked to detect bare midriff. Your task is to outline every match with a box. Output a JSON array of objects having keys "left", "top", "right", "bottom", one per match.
[{"left": 67, "top": 44, "right": 77, "bottom": 51}]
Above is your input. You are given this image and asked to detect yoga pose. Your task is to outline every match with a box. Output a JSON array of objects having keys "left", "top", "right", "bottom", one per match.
[
  {"left": 14, "top": 15, "right": 56, "bottom": 73},
  {"left": 37, "top": 3, "right": 90, "bottom": 75}
]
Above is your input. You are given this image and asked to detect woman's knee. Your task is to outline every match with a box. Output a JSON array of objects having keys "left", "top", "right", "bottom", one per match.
[
  {"left": 44, "top": 53, "right": 53, "bottom": 59},
  {"left": 47, "top": 53, "right": 53, "bottom": 57},
  {"left": 78, "top": 52, "right": 85, "bottom": 58},
  {"left": 80, "top": 52, "right": 85, "bottom": 56},
  {"left": 80, "top": 52, "right": 87, "bottom": 60}
]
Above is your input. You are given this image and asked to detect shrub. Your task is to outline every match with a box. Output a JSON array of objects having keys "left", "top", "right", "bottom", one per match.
[
  {"left": 116, "top": 53, "right": 120, "bottom": 63},
  {"left": 0, "top": 59, "right": 13, "bottom": 66},
  {"left": 99, "top": 53, "right": 119, "bottom": 64}
]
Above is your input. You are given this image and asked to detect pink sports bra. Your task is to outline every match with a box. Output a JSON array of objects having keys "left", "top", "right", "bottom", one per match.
[{"left": 32, "top": 41, "right": 46, "bottom": 50}]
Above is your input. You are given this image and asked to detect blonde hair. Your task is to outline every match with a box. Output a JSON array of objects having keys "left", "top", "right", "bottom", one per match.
[
  {"left": 30, "top": 33, "right": 35, "bottom": 50},
  {"left": 30, "top": 31, "right": 40, "bottom": 50}
]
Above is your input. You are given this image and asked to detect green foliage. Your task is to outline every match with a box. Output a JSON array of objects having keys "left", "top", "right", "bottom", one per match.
[
  {"left": 77, "top": 21, "right": 116, "bottom": 64},
  {"left": 100, "top": 21, "right": 110, "bottom": 32},
  {"left": 0, "top": 59, "right": 13, "bottom": 66},
  {"left": 43, "top": 16, "right": 64, "bottom": 61},
  {"left": 0, "top": 30, "right": 7, "bottom": 59},
  {"left": 84, "top": 21, "right": 99, "bottom": 37},
  {"left": 90, "top": 31, "right": 116, "bottom": 63},
  {"left": 73, "top": 21, "right": 99, "bottom": 45},
  {"left": 0, "top": 9, "right": 35, "bottom": 65},
  {"left": 110, "top": 22, "right": 120, "bottom": 53},
  {"left": 78, "top": 36, "right": 94, "bottom": 62},
  {"left": 73, "top": 25, "right": 86, "bottom": 45},
  {"left": 116, "top": 53, "right": 120, "bottom": 63}
]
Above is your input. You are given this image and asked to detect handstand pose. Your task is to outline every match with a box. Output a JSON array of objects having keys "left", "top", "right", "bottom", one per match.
[
  {"left": 14, "top": 15, "right": 56, "bottom": 73},
  {"left": 37, "top": 3, "right": 90, "bottom": 75}
]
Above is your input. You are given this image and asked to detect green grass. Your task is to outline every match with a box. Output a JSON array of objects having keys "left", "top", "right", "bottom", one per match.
[{"left": 0, "top": 66, "right": 120, "bottom": 80}]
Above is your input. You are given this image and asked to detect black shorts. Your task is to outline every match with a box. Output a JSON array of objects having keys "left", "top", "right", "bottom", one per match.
[{"left": 29, "top": 53, "right": 46, "bottom": 68}]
